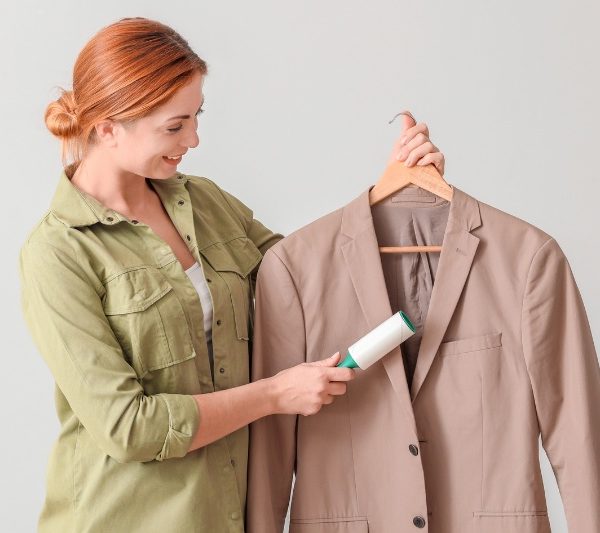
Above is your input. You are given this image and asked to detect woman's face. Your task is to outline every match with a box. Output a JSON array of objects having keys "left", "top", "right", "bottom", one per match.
[{"left": 107, "top": 71, "right": 204, "bottom": 180}]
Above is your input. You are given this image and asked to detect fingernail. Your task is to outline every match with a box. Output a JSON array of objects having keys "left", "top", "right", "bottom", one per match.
[{"left": 399, "top": 136, "right": 406, "bottom": 145}]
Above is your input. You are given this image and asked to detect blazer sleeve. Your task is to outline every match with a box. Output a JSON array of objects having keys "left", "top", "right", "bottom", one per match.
[
  {"left": 521, "top": 237, "right": 600, "bottom": 530},
  {"left": 246, "top": 248, "right": 306, "bottom": 533}
]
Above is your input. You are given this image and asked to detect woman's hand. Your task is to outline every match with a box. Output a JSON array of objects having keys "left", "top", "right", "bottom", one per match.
[
  {"left": 388, "top": 110, "right": 445, "bottom": 176},
  {"left": 269, "top": 352, "right": 355, "bottom": 416}
]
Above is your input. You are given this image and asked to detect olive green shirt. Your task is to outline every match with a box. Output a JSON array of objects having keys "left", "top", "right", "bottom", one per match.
[{"left": 18, "top": 169, "right": 283, "bottom": 533}]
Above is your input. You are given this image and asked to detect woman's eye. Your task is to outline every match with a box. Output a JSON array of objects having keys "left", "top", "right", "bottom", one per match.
[{"left": 167, "top": 108, "right": 204, "bottom": 133}]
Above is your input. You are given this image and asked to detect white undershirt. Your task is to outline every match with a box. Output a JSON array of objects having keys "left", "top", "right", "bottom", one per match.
[{"left": 184, "top": 261, "right": 213, "bottom": 340}]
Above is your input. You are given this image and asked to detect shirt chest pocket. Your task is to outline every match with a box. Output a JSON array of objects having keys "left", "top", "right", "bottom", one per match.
[
  {"left": 200, "top": 237, "right": 262, "bottom": 341},
  {"left": 102, "top": 267, "right": 196, "bottom": 382}
]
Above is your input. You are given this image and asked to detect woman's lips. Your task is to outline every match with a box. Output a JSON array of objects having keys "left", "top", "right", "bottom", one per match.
[{"left": 163, "top": 155, "right": 182, "bottom": 165}]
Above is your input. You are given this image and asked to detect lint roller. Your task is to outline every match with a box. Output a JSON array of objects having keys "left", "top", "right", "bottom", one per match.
[{"left": 337, "top": 311, "right": 416, "bottom": 369}]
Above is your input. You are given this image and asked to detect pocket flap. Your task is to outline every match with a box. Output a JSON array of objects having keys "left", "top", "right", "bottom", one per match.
[
  {"left": 438, "top": 332, "right": 502, "bottom": 357},
  {"left": 200, "top": 237, "right": 262, "bottom": 277},
  {"left": 103, "top": 268, "right": 173, "bottom": 315},
  {"left": 290, "top": 518, "right": 369, "bottom": 532}
]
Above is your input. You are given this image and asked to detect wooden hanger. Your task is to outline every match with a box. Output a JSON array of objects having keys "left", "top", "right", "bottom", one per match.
[{"left": 370, "top": 111, "right": 453, "bottom": 254}]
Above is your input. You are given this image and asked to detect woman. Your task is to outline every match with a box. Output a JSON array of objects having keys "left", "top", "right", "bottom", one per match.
[{"left": 19, "top": 17, "right": 446, "bottom": 533}]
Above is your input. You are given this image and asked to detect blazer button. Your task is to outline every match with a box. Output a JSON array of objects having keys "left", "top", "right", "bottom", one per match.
[
  {"left": 409, "top": 444, "right": 419, "bottom": 456},
  {"left": 413, "top": 516, "right": 426, "bottom": 528}
]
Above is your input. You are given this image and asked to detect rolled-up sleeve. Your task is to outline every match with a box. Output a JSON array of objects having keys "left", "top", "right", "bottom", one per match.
[{"left": 19, "top": 239, "right": 199, "bottom": 463}]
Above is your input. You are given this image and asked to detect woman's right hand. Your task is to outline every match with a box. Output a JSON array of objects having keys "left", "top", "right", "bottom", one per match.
[{"left": 269, "top": 352, "right": 356, "bottom": 416}]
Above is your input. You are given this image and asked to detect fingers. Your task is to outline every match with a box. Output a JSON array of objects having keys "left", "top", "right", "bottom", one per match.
[
  {"left": 311, "top": 351, "right": 341, "bottom": 367},
  {"left": 401, "top": 139, "right": 436, "bottom": 167},
  {"left": 398, "top": 121, "right": 430, "bottom": 149},
  {"left": 400, "top": 111, "right": 417, "bottom": 134},
  {"left": 394, "top": 121, "right": 438, "bottom": 167},
  {"left": 397, "top": 130, "right": 433, "bottom": 162},
  {"left": 394, "top": 122, "right": 444, "bottom": 174},
  {"left": 327, "top": 382, "right": 348, "bottom": 396},
  {"left": 322, "top": 367, "right": 355, "bottom": 382},
  {"left": 416, "top": 151, "right": 445, "bottom": 175}
]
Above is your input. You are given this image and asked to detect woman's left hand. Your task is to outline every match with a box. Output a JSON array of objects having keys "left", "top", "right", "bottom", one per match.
[{"left": 388, "top": 110, "right": 445, "bottom": 176}]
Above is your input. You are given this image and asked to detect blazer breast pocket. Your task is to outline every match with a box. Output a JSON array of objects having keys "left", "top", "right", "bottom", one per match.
[{"left": 438, "top": 332, "right": 502, "bottom": 357}]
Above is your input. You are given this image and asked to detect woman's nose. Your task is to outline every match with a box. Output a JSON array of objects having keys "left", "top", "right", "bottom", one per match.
[{"left": 185, "top": 128, "right": 200, "bottom": 149}]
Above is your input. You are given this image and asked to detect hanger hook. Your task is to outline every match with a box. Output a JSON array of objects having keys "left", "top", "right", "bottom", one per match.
[{"left": 388, "top": 110, "right": 416, "bottom": 125}]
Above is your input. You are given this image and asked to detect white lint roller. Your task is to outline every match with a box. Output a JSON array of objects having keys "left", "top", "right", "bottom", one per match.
[{"left": 337, "top": 311, "right": 416, "bottom": 369}]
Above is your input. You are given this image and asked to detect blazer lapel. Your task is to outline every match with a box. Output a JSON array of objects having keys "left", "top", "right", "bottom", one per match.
[
  {"left": 341, "top": 190, "right": 417, "bottom": 434},
  {"left": 340, "top": 186, "right": 482, "bottom": 412},
  {"left": 410, "top": 187, "right": 481, "bottom": 402}
]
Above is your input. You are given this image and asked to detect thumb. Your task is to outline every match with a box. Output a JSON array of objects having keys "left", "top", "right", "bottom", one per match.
[
  {"left": 311, "top": 351, "right": 341, "bottom": 367},
  {"left": 400, "top": 110, "right": 416, "bottom": 134}
]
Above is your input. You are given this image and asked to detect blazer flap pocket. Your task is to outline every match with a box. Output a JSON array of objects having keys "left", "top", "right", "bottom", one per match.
[
  {"left": 290, "top": 518, "right": 369, "bottom": 533},
  {"left": 439, "top": 332, "right": 502, "bottom": 357},
  {"left": 200, "top": 237, "right": 262, "bottom": 277},
  {"left": 103, "top": 268, "right": 173, "bottom": 315}
]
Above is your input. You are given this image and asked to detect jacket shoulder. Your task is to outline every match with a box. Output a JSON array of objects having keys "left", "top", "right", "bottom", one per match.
[
  {"left": 476, "top": 197, "right": 555, "bottom": 252},
  {"left": 266, "top": 206, "right": 344, "bottom": 261}
]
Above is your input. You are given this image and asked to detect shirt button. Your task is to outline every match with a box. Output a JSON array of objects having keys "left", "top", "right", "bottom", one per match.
[
  {"left": 177, "top": 175, "right": 184, "bottom": 180},
  {"left": 230, "top": 511, "right": 240, "bottom": 520},
  {"left": 206, "top": 278, "right": 212, "bottom": 283},
  {"left": 219, "top": 367, "right": 225, "bottom": 374},
  {"left": 106, "top": 216, "right": 114, "bottom": 222},
  {"left": 409, "top": 444, "right": 419, "bottom": 456},
  {"left": 131, "top": 219, "right": 139, "bottom": 224},
  {"left": 186, "top": 235, "right": 191, "bottom": 241},
  {"left": 413, "top": 516, "right": 426, "bottom": 528},
  {"left": 230, "top": 458, "right": 236, "bottom": 467},
  {"left": 177, "top": 200, "right": 185, "bottom": 206},
  {"left": 216, "top": 319, "right": 222, "bottom": 326}
]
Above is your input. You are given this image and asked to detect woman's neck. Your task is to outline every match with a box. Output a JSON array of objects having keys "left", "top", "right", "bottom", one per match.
[{"left": 68, "top": 155, "right": 156, "bottom": 219}]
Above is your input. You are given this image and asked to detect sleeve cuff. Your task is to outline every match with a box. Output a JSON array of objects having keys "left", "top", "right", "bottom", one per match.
[{"left": 154, "top": 393, "right": 200, "bottom": 461}]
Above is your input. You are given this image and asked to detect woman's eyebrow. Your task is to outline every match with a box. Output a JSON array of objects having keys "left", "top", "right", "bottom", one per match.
[{"left": 164, "top": 101, "right": 205, "bottom": 122}]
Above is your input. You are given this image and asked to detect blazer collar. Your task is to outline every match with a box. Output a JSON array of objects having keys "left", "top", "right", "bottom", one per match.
[
  {"left": 341, "top": 184, "right": 481, "bottom": 238},
  {"left": 340, "top": 185, "right": 482, "bottom": 426}
]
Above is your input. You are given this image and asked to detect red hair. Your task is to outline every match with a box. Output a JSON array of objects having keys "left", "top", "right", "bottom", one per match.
[{"left": 44, "top": 17, "right": 207, "bottom": 170}]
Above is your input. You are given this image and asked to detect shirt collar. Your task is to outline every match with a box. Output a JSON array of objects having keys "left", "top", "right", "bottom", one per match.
[{"left": 50, "top": 168, "right": 189, "bottom": 228}]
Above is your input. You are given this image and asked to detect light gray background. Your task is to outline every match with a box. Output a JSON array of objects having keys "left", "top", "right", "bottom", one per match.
[{"left": 2, "top": 1, "right": 598, "bottom": 531}]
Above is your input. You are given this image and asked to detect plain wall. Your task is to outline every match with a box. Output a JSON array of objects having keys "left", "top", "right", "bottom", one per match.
[{"left": 1, "top": 1, "right": 598, "bottom": 531}]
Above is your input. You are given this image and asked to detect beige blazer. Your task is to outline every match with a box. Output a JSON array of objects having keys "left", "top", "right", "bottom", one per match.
[{"left": 246, "top": 185, "right": 600, "bottom": 533}]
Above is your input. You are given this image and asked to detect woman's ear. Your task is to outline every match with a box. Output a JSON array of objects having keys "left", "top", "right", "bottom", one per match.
[{"left": 93, "top": 118, "right": 121, "bottom": 148}]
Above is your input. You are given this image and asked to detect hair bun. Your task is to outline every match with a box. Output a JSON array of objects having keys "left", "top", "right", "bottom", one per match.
[{"left": 44, "top": 89, "right": 80, "bottom": 139}]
